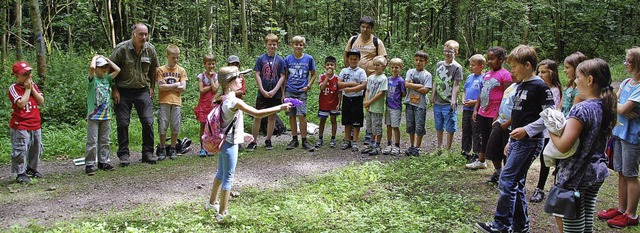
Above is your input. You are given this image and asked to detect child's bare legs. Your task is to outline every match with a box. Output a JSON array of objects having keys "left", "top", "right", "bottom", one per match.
[
  {"left": 415, "top": 134, "right": 424, "bottom": 148},
  {"left": 330, "top": 116, "right": 337, "bottom": 138},
  {"left": 393, "top": 127, "right": 400, "bottom": 145},
  {"left": 619, "top": 174, "right": 640, "bottom": 216},
  {"left": 352, "top": 127, "right": 360, "bottom": 143},
  {"left": 209, "top": 178, "right": 222, "bottom": 205},
  {"left": 386, "top": 125, "right": 393, "bottom": 145},
  {"left": 199, "top": 123, "right": 206, "bottom": 149},
  {"left": 409, "top": 134, "right": 416, "bottom": 147},
  {"left": 446, "top": 132, "right": 454, "bottom": 150},
  {"left": 299, "top": 115, "right": 308, "bottom": 138},
  {"left": 436, "top": 130, "right": 444, "bottom": 149},
  {"left": 159, "top": 134, "right": 167, "bottom": 149},
  {"left": 289, "top": 115, "right": 298, "bottom": 139},
  {"left": 171, "top": 133, "right": 178, "bottom": 148},
  {"left": 344, "top": 126, "right": 353, "bottom": 142},
  {"left": 318, "top": 118, "right": 327, "bottom": 139},
  {"left": 266, "top": 115, "right": 275, "bottom": 141},
  {"left": 251, "top": 117, "right": 261, "bottom": 142}
]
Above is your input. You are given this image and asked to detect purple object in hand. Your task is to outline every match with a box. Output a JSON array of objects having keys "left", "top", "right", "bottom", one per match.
[{"left": 284, "top": 98, "right": 303, "bottom": 107}]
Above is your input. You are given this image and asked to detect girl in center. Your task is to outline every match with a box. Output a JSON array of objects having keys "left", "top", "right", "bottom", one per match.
[{"left": 205, "top": 66, "right": 291, "bottom": 221}]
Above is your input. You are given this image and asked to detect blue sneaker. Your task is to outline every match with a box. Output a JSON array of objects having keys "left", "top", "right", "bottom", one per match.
[{"left": 199, "top": 149, "right": 207, "bottom": 158}]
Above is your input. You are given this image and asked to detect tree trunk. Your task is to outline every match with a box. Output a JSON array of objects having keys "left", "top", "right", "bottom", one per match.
[
  {"left": 240, "top": 0, "right": 248, "bottom": 52},
  {"left": 67, "top": 0, "right": 73, "bottom": 48},
  {"left": 29, "top": 0, "right": 47, "bottom": 84},
  {"left": 448, "top": 0, "right": 458, "bottom": 40},
  {"left": 523, "top": 2, "right": 531, "bottom": 44},
  {"left": 106, "top": 0, "right": 116, "bottom": 48},
  {"left": 227, "top": 0, "right": 231, "bottom": 53},
  {"left": 15, "top": 0, "right": 23, "bottom": 61},
  {"left": 207, "top": 0, "right": 213, "bottom": 52},
  {"left": 1, "top": 0, "right": 7, "bottom": 69},
  {"left": 404, "top": 1, "right": 410, "bottom": 42}
]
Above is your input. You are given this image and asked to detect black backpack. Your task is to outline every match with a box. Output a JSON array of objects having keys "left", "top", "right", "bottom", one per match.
[
  {"left": 259, "top": 115, "right": 287, "bottom": 136},
  {"left": 349, "top": 35, "right": 379, "bottom": 56}
]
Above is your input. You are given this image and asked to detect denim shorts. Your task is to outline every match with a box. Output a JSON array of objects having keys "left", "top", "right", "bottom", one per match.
[
  {"left": 433, "top": 104, "right": 457, "bottom": 132},
  {"left": 613, "top": 137, "right": 640, "bottom": 177}
]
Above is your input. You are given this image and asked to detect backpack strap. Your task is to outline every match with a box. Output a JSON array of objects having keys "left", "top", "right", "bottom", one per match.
[{"left": 373, "top": 36, "right": 379, "bottom": 56}]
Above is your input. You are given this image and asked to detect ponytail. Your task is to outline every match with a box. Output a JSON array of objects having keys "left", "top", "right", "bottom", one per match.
[{"left": 600, "top": 86, "right": 617, "bottom": 140}]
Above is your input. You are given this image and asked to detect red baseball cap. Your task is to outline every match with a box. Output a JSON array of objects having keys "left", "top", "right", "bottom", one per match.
[{"left": 12, "top": 61, "right": 33, "bottom": 75}]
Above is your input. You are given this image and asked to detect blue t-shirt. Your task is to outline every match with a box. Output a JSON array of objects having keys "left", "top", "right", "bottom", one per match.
[
  {"left": 386, "top": 76, "right": 406, "bottom": 110},
  {"left": 285, "top": 54, "right": 316, "bottom": 94},
  {"left": 613, "top": 78, "right": 640, "bottom": 144},
  {"left": 253, "top": 54, "right": 286, "bottom": 99},
  {"left": 463, "top": 73, "right": 483, "bottom": 111}
]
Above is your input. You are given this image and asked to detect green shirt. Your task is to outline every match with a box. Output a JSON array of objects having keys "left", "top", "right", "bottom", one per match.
[
  {"left": 366, "top": 74, "right": 388, "bottom": 114},
  {"left": 87, "top": 74, "right": 113, "bottom": 120},
  {"left": 109, "top": 40, "right": 159, "bottom": 89}
]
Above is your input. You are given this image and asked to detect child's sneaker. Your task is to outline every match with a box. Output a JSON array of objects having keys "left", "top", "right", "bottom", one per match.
[
  {"left": 340, "top": 141, "right": 352, "bottom": 150},
  {"left": 302, "top": 141, "right": 316, "bottom": 152},
  {"left": 286, "top": 140, "right": 299, "bottom": 150},
  {"left": 329, "top": 139, "right": 337, "bottom": 148},
  {"left": 465, "top": 159, "right": 487, "bottom": 169},
  {"left": 413, "top": 147, "right": 421, "bottom": 156},
  {"left": 530, "top": 188, "right": 545, "bottom": 203},
  {"left": 598, "top": 208, "right": 624, "bottom": 220},
  {"left": 26, "top": 167, "right": 43, "bottom": 178},
  {"left": 360, "top": 146, "right": 372, "bottom": 154},
  {"left": 157, "top": 146, "right": 166, "bottom": 161},
  {"left": 168, "top": 147, "right": 178, "bottom": 160},
  {"left": 316, "top": 139, "right": 323, "bottom": 148},
  {"left": 351, "top": 143, "right": 359, "bottom": 153},
  {"left": 475, "top": 221, "right": 504, "bottom": 233},
  {"left": 16, "top": 173, "right": 30, "bottom": 184},
  {"left": 487, "top": 171, "right": 500, "bottom": 184},
  {"left": 368, "top": 146, "right": 380, "bottom": 156},
  {"left": 199, "top": 149, "right": 208, "bottom": 158},
  {"left": 205, "top": 202, "right": 220, "bottom": 212},
  {"left": 382, "top": 146, "right": 392, "bottom": 155},
  {"left": 391, "top": 146, "right": 400, "bottom": 156},
  {"left": 265, "top": 140, "right": 273, "bottom": 150},
  {"left": 85, "top": 165, "right": 97, "bottom": 176},
  {"left": 607, "top": 213, "right": 639, "bottom": 228},
  {"left": 247, "top": 142, "right": 257, "bottom": 151},
  {"left": 405, "top": 147, "right": 414, "bottom": 156},
  {"left": 98, "top": 163, "right": 114, "bottom": 171}
]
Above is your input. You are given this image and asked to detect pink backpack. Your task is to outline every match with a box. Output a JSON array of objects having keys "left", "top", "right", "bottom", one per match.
[{"left": 202, "top": 97, "right": 237, "bottom": 154}]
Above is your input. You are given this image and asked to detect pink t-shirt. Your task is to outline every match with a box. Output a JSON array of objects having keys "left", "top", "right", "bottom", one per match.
[{"left": 478, "top": 68, "right": 512, "bottom": 118}]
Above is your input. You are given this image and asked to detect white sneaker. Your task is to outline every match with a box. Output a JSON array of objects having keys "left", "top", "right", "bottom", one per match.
[
  {"left": 382, "top": 146, "right": 392, "bottom": 155},
  {"left": 205, "top": 202, "right": 220, "bottom": 212},
  {"left": 215, "top": 213, "right": 225, "bottom": 222},
  {"left": 465, "top": 159, "right": 487, "bottom": 170},
  {"left": 391, "top": 146, "right": 400, "bottom": 156}
]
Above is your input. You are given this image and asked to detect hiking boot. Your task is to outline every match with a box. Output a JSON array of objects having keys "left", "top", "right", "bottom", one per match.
[
  {"left": 85, "top": 165, "right": 97, "bottom": 176},
  {"left": 16, "top": 173, "right": 30, "bottom": 184},
  {"left": 168, "top": 147, "right": 178, "bottom": 160},
  {"left": 487, "top": 171, "right": 500, "bottom": 184},
  {"left": 265, "top": 140, "right": 273, "bottom": 150},
  {"left": 368, "top": 146, "right": 380, "bottom": 156},
  {"left": 360, "top": 146, "right": 373, "bottom": 154},
  {"left": 199, "top": 149, "right": 208, "bottom": 158},
  {"left": 247, "top": 142, "right": 257, "bottom": 151},
  {"left": 316, "top": 139, "right": 323, "bottom": 148},
  {"left": 475, "top": 221, "right": 507, "bottom": 233},
  {"left": 119, "top": 154, "right": 131, "bottom": 167},
  {"left": 26, "top": 167, "right": 43, "bottom": 178},
  {"left": 302, "top": 141, "right": 316, "bottom": 152},
  {"left": 382, "top": 145, "right": 393, "bottom": 155},
  {"left": 391, "top": 146, "right": 400, "bottom": 156},
  {"left": 351, "top": 143, "right": 359, "bottom": 153},
  {"left": 141, "top": 153, "right": 158, "bottom": 164},
  {"left": 530, "top": 188, "right": 545, "bottom": 203},
  {"left": 329, "top": 139, "right": 337, "bottom": 148},
  {"left": 466, "top": 159, "right": 487, "bottom": 169},
  {"left": 157, "top": 146, "right": 166, "bottom": 161},
  {"left": 599, "top": 208, "right": 624, "bottom": 220},
  {"left": 607, "top": 213, "right": 639, "bottom": 228},
  {"left": 405, "top": 147, "right": 414, "bottom": 156},
  {"left": 340, "top": 141, "right": 352, "bottom": 150},
  {"left": 286, "top": 140, "right": 299, "bottom": 150},
  {"left": 98, "top": 163, "right": 114, "bottom": 171}
]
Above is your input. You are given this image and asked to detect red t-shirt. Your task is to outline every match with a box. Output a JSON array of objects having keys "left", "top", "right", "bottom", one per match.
[
  {"left": 8, "top": 83, "right": 41, "bottom": 130},
  {"left": 318, "top": 74, "right": 340, "bottom": 111}
]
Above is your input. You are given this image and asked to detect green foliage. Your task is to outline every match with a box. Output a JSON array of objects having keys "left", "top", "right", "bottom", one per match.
[{"left": 16, "top": 152, "right": 479, "bottom": 232}]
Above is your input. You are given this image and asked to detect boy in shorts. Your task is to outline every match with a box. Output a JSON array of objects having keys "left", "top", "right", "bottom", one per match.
[
  {"left": 317, "top": 56, "right": 341, "bottom": 148},
  {"left": 360, "top": 56, "right": 388, "bottom": 155},
  {"left": 156, "top": 44, "right": 188, "bottom": 160},
  {"left": 431, "top": 40, "right": 463, "bottom": 151},
  {"left": 338, "top": 49, "right": 367, "bottom": 152},
  {"left": 404, "top": 51, "right": 432, "bottom": 156},
  {"left": 382, "top": 58, "right": 406, "bottom": 155},
  {"left": 284, "top": 36, "right": 317, "bottom": 152}
]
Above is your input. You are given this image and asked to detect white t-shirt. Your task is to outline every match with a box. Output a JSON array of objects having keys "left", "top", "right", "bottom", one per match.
[{"left": 222, "top": 94, "right": 245, "bottom": 144}]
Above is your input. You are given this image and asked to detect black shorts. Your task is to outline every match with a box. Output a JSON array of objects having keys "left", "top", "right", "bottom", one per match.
[
  {"left": 485, "top": 121, "right": 510, "bottom": 161},
  {"left": 341, "top": 95, "right": 364, "bottom": 127},
  {"left": 255, "top": 95, "right": 282, "bottom": 110}
]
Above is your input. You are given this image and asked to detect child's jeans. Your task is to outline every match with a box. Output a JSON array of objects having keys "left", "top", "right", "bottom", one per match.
[
  {"left": 492, "top": 138, "right": 543, "bottom": 232},
  {"left": 433, "top": 104, "right": 457, "bottom": 133},
  {"left": 216, "top": 141, "right": 238, "bottom": 190},
  {"left": 11, "top": 128, "right": 42, "bottom": 175}
]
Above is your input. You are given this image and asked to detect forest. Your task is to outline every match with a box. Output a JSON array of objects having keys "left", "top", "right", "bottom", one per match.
[{"left": 0, "top": 0, "right": 638, "bottom": 159}]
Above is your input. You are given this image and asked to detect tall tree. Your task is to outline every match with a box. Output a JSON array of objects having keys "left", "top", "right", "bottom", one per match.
[
  {"left": 29, "top": 0, "right": 47, "bottom": 83},
  {"left": 1, "top": 0, "right": 7, "bottom": 69},
  {"left": 15, "top": 0, "right": 23, "bottom": 61},
  {"left": 240, "top": 0, "right": 248, "bottom": 52},
  {"left": 106, "top": 0, "right": 116, "bottom": 48}
]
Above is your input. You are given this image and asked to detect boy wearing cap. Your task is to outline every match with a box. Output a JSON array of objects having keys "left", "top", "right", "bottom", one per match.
[
  {"left": 8, "top": 61, "right": 44, "bottom": 183},
  {"left": 338, "top": 49, "right": 367, "bottom": 152},
  {"left": 85, "top": 55, "right": 121, "bottom": 175},
  {"left": 226, "top": 55, "right": 246, "bottom": 99}
]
